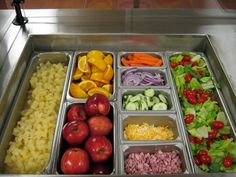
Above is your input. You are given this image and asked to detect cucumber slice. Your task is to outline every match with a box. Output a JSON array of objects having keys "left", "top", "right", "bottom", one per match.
[
  {"left": 152, "top": 103, "right": 168, "bottom": 110},
  {"left": 158, "top": 94, "right": 167, "bottom": 104},
  {"left": 140, "top": 100, "right": 149, "bottom": 110},
  {"left": 152, "top": 96, "right": 160, "bottom": 104},
  {"left": 129, "top": 95, "right": 141, "bottom": 102},
  {"left": 146, "top": 96, "right": 154, "bottom": 108},
  {"left": 125, "top": 102, "right": 137, "bottom": 110},
  {"left": 134, "top": 102, "right": 140, "bottom": 110},
  {"left": 144, "top": 88, "right": 155, "bottom": 97}
]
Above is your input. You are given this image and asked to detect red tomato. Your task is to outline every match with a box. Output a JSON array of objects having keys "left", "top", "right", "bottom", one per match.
[
  {"left": 197, "top": 97, "right": 205, "bottom": 104},
  {"left": 223, "top": 156, "right": 233, "bottom": 168},
  {"left": 208, "top": 131, "right": 217, "bottom": 139},
  {"left": 198, "top": 150, "right": 208, "bottom": 156},
  {"left": 194, "top": 156, "right": 202, "bottom": 166},
  {"left": 188, "top": 134, "right": 195, "bottom": 143},
  {"left": 170, "top": 61, "right": 178, "bottom": 68},
  {"left": 201, "top": 92, "right": 209, "bottom": 99},
  {"left": 196, "top": 70, "right": 203, "bottom": 75},
  {"left": 200, "top": 154, "right": 211, "bottom": 165},
  {"left": 184, "top": 114, "right": 194, "bottom": 124},
  {"left": 182, "top": 55, "right": 191, "bottom": 62},
  {"left": 191, "top": 61, "right": 199, "bottom": 67},
  {"left": 212, "top": 120, "right": 224, "bottom": 129},
  {"left": 195, "top": 89, "right": 203, "bottom": 94},
  {"left": 194, "top": 137, "right": 204, "bottom": 144},
  {"left": 185, "top": 73, "right": 192, "bottom": 83},
  {"left": 61, "top": 148, "right": 90, "bottom": 174},
  {"left": 207, "top": 140, "right": 213, "bottom": 148},
  {"left": 188, "top": 96, "right": 197, "bottom": 105},
  {"left": 220, "top": 134, "right": 229, "bottom": 140}
]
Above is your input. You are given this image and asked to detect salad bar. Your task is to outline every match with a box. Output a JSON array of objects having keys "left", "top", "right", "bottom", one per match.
[{"left": 0, "top": 34, "right": 236, "bottom": 176}]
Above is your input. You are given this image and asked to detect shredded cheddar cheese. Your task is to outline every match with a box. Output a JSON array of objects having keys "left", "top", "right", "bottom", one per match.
[{"left": 124, "top": 123, "right": 174, "bottom": 140}]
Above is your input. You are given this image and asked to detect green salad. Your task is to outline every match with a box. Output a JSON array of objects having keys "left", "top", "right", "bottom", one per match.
[{"left": 170, "top": 52, "right": 236, "bottom": 172}]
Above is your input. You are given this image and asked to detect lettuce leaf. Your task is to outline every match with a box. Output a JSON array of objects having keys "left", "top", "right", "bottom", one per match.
[
  {"left": 189, "top": 78, "right": 202, "bottom": 90},
  {"left": 188, "top": 126, "right": 210, "bottom": 138}
]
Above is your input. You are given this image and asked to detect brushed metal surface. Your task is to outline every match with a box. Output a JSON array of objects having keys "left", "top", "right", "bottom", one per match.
[{"left": 0, "top": 8, "right": 236, "bottom": 177}]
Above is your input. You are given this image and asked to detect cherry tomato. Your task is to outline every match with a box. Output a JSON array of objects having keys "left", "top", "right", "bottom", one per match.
[
  {"left": 207, "top": 140, "right": 213, "bottom": 148},
  {"left": 198, "top": 150, "right": 208, "bottom": 156},
  {"left": 184, "top": 114, "right": 194, "bottom": 124},
  {"left": 200, "top": 154, "right": 211, "bottom": 165},
  {"left": 212, "top": 120, "right": 224, "bottom": 129},
  {"left": 185, "top": 74, "right": 192, "bottom": 83},
  {"left": 221, "top": 134, "right": 229, "bottom": 140},
  {"left": 196, "top": 70, "right": 203, "bottom": 75},
  {"left": 182, "top": 55, "right": 191, "bottom": 62},
  {"left": 197, "top": 97, "right": 205, "bottom": 104},
  {"left": 188, "top": 90, "right": 196, "bottom": 97},
  {"left": 194, "top": 156, "right": 202, "bottom": 166},
  {"left": 188, "top": 96, "right": 197, "bottom": 105},
  {"left": 170, "top": 61, "right": 178, "bottom": 68},
  {"left": 201, "top": 93, "right": 209, "bottom": 99},
  {"left": 208, "top": 131, "right": 217, "bottom": 139},
  {"left": 191, "top": 61, "right": 199, "bottom": 67},
  {"left": 223, "top": 156, "right": 233, "bottom": 168},
  {"left": 212, "top": 128, "right": 218, "bottom": 134},
  {"left": 194, "top": 137, "right": 204, "bottom": 144},
  {"left": 195, "top": 89, "right": 203, "bottom": 94},
  {"left": 188, "top": 134, "right": 195, "bottom": 143}
]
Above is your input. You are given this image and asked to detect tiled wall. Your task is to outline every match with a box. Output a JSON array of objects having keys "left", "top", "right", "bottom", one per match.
[{"left": 1, "top": 0, "right": 236, "bottom": 9}]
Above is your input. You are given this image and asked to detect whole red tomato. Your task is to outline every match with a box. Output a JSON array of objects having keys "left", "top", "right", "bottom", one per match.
[
  {"left": 62, "top": 120, "right": 89, "bottom": 145},
  {"left": 85, "top": 136, "right": 112, "bottom": 162},
  {"left": 61, "top": 148, "right": 90, "bottom": 174},
  {"left": 222, "top": 156, "right": 233, "bottom": 168}
]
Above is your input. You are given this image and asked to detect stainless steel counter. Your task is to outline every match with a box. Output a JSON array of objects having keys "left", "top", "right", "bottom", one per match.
[
  {"left": 1, "top": 9, "right": 236, "bottom": 98},
  {"left": 0, "top": 8, "right": 236, "bottom": 177}
]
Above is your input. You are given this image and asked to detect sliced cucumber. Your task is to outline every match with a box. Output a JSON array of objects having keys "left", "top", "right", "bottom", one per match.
[
  {"left": 146, "top": 96, "right": 154, "bottom": 108},
  {"left": 152, "top": 103, "right": 168, "bottom": 110},
  {"left": 125, "top": 102, "right": 137, "bottom": 110},
  {"left": 134, "top": 102, "right": 140, "bottom": 110},
  {"left": 140, "top": 100, "right": 149, "bottom": 110},
  {"left": 129, "top": 95, "right": 141, "bottom": 102},
  {"left": 152, "top": 96, "right": 160, "bottom": 104},
  {"left": 158, "top": 94, "right": 167, "bottom": 104},
  {"left": 144, "top": 88, "right": 155, "bottom": 97}
]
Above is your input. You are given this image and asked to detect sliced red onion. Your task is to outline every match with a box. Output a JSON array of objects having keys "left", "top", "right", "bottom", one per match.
[
  {"left": 123, "top": 74, "right": 142, "bottom": 86},
  {"left": 122, "top": 68, "right": 138, "bottom": 80},
  {"left": 122, "top": 68, "right": 165, "bottom": 86}
]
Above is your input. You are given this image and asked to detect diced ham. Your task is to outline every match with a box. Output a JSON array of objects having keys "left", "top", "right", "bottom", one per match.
[{"left": 124, "top": 150, "right": 183, "bottom": 175}]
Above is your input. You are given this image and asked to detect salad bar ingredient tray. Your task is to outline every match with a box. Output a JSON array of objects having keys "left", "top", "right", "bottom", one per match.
[{"left": 0, "top": 34, "right": 236, "bottom": 176}]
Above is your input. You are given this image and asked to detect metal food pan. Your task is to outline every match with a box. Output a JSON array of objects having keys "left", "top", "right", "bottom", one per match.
[
  {"left": 53, "top": 102, "right": 117, "bottom": 175},
  {"left": 66, "top": 51, "right": 116, "bottom": 102},
  {"left": 118, "top": 51, "right": 165, "bottom": 68},
  {"left": 119, "top": 143, "right": 192, "bottom": 174},
  {"left": 119, "top": 88, "right": 175, "bottom": 113},
  {"left": 166, "top": 51, "right": 236, "bottom": 173},
  {"left": 0, "top": 52, "right": 72, "bottom": 174},
  {"left": 119, "top": 114, "right": 182, "bottom": 143},
  {"left": 118, "top": 67, "right": 170, "bottom": 89}
]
